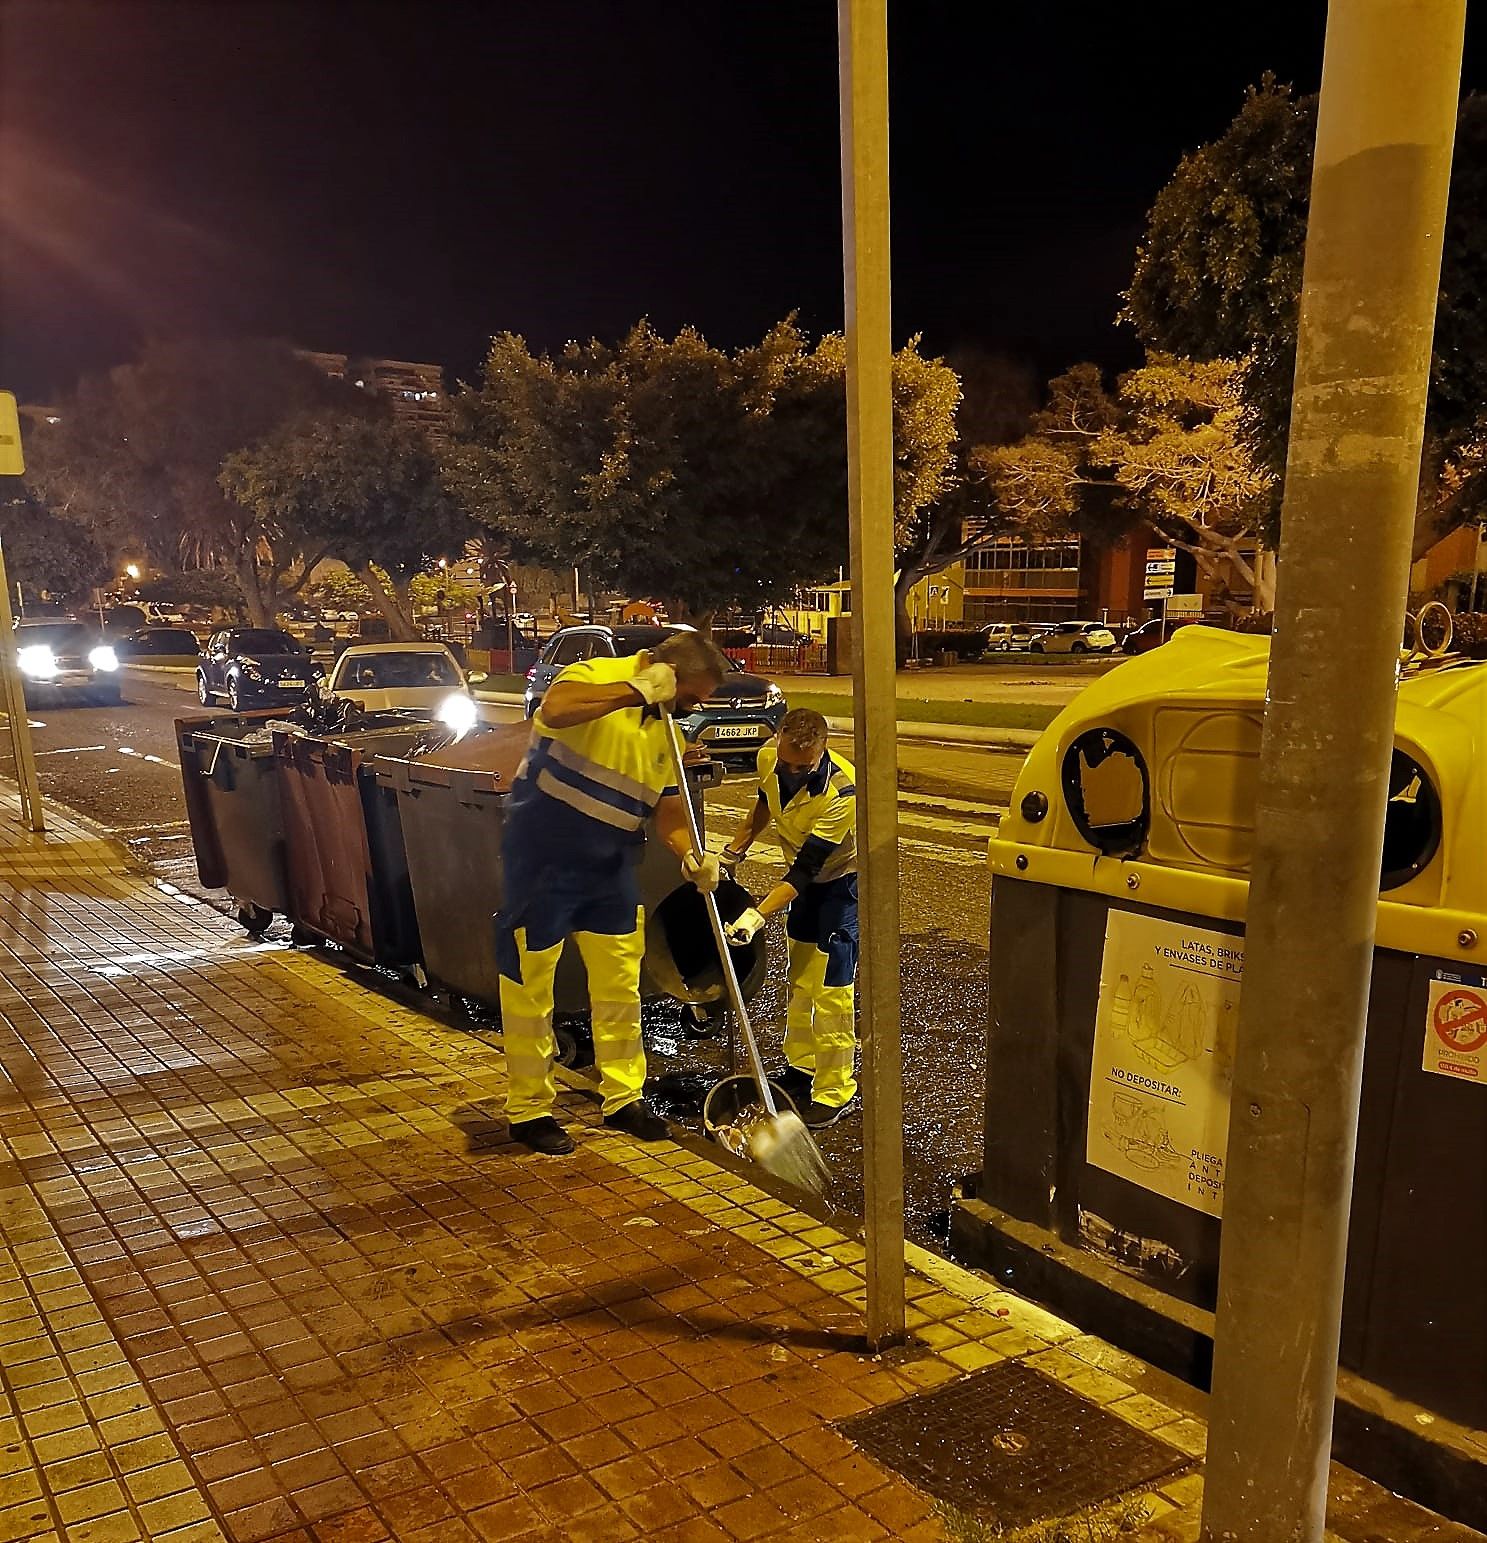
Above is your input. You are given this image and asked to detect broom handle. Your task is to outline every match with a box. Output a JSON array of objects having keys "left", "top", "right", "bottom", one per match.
[{"left": 660, "top": 708, "right": 778, "bottom": 1116}]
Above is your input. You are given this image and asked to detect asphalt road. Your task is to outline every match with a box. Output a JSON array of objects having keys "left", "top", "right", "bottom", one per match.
[{"left": 4, "top": 667, "right": 1029, "bottom": 1245}]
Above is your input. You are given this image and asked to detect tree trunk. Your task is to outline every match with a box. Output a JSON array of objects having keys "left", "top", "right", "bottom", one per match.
[
  {"left": 233, "top": 549, "right": 273, "bottom": 629},
  {"left": 355, "top": 565, "right": 419, "bottom": 641},
  {"left": 892, "top": 567, "right": 918, "bottom": 664}
]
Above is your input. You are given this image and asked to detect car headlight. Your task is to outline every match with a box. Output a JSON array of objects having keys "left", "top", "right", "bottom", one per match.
[
  {"left": 17, "top": 645, "right": 57, "bottom": 680},
  {"left": 310, "top": 662, "right": 325, "bottom": 678},
  {"left": 88, "top": 645, "right": 119, "bottom": 673},
  {"left": 243, "top": 663, "right": 262, "bottom": 680},
  {"left": 436, "top": 692, "right": 479, "bottom": 739},
  {"left": 765, "top": 683, "right": 785, "bottom": 708}
]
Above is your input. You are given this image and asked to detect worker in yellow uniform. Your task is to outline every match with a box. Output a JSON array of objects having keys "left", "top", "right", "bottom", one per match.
[
  {"left": 496, "top": 631, "right": 731, "bottom": 1154},
  {"left": 720, "top": 708, "right": 858, "bottom": 1128}
]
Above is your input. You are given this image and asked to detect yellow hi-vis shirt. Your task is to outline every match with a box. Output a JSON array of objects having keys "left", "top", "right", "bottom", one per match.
[
  {"left": 514, "top": 654, "right": 678, "bottom": 849},
  {"left": 755, "top": 742, "right": 857, "bottom": 888}
]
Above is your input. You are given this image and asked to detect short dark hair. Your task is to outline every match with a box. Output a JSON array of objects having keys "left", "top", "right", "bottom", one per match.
[
  {"left": 653, "top": 631, "right": 731, "bottom": 682},
  {"left": 778, "top": 708, "right": 829, "bottom": 756}
]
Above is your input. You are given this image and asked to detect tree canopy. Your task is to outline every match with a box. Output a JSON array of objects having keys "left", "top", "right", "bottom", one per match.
[
  {"left": 983, "top": 356, "right": 1276, "bottom": 611},
  {"left": 221, "top": 414, "right": 471, "bottom": 639},
  {"left": 1124, "top": 78, "right": 1487, "bottom": 557},
  {"left": 445, "top": 319, "right": 959, "bottom": 625},
  {"left": 23, "top": 337, "right": 348, "bottom": 623},
  {"left": 0, "top": 490, "right": 111, "bottom": 603}
]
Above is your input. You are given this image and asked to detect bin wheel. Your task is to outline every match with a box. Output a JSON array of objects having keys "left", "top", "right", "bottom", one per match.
[
  {"left": 289, "top": 923, "right": 318, "bottom": 946},
  {"left": 236, "top": 902, "right": 273, "bottom": 936}
]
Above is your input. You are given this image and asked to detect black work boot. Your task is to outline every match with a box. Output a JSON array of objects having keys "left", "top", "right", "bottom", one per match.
[
  {"left": 775, "top": 1066, "right": 812, "bottom": 1110},
  {"left": 509, "top": 1116, "right": 576, "bottom": 1155},
  {"left": 602, "top": 1100, "right": 671, "bottom": 1141},
  {"left": 802, "top": 1097, "right": 857, "bottom": 1130}
]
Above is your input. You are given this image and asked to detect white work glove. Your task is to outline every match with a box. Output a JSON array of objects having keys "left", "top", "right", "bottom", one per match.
[
  {"left": 724, "top": 907, "right": 765, "bottom": 945},
  {"left": 630, "top": 661, "right": 677, "bottom": 706},
  {"left": 681, "top": 851, "right": 721, "bottom": 893},
  {"left": 718, "top": 845, "right": 747, "bottom": 878}
]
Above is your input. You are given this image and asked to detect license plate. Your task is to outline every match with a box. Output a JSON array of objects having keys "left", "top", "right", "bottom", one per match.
[
  {"left": 709, "top": 724, "right": 758, "bottom": 741},
  {"left": 279, "top": 679, "right": 305, "bottom": 689}
]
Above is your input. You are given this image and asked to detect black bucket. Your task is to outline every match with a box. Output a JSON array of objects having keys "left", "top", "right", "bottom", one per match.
[
  {"left": 645, "top": 877, "right": 768, "bottom": 1007},
  {"left": 702, "top": 1073, "right": 801, "bottom": 1141}
]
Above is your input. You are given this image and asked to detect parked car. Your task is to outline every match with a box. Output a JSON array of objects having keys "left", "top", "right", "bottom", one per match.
[
  {"left": 196, "top": 627, "right": 322, "bottom": 710},
  {"left": 100, "top": 605, "right": 149, "bottom": 637},
  {"left": 115, "top": 627, "right": 202, "bottom": 661},
  {"left": 13, "top": 619, "right": 122, "bottom": 705},
  {"left": 980, "top": 621, "right": 1038, "bottom": 653},
  {"left": 325, "top": 642, "right": 474, "bottom": 720},
  {"left": 1028, "top": 620, "right": 1118, "bottom": 654},
  {"left": 144, "top": 602, "right": 187, "bottom": 626},
  {"left": 1121, "top": 617, "right": 1202, "bottom": 655},
  {"left": 524, "top": 624, "right": 787, "bottom": 768}
]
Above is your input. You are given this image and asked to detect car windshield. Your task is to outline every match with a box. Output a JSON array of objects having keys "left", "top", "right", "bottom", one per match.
[
  {"left": 234, "top": 630, "right": 301, "bottom": 654},
  {"left": 338, "top": 653, "right": 459, "bottom": 689},
  {"left": 17, "top": 623, "right": 94, "bottom": 649}
]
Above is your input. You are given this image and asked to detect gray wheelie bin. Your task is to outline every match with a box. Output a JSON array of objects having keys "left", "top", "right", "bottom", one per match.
[
  {"left": 376, "top": 725, "right": 766, "bottom": 1015},
  {"left": 174, "top": 710, "right": 290, "bottom": 933},
  {"left": 952, "top": 629, "right": 1487, "bottom": 1526}
]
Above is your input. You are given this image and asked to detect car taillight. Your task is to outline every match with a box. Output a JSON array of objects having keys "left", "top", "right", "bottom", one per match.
[{"left": 525, "top": 666, "right": 538, "bottom": 682}]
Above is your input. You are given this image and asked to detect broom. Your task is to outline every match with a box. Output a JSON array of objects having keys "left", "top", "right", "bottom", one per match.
[{"left": 661, "top": 708, "right": 831, "bottom": 1200}]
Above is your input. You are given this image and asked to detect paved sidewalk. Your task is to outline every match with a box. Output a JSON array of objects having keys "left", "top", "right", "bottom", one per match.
[{"left": 0, "top": 791, "right": 1476, "bottom": 1542}]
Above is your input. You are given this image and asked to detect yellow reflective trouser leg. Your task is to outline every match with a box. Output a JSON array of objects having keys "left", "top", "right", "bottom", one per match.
[
  {"left": 784, "top": 939, "right": 823, "bottom": 1076},
  {"left": 500, "top": 929, "right": 566, "bottom": 1123},
  {"left": 811, "top": 980, "right": 857, "bottom": 1109},
  {"left": 575, "top": 913, "right": 647, "bottom": 1116}
]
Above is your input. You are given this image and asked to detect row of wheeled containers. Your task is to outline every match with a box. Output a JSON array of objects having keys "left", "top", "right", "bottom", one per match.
[{"left": 173, "top": 710, "right": 766, "bottom": 1020}]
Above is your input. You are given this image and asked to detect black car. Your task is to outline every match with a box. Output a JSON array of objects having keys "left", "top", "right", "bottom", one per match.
[
  {"left": 116, "top": 627, "right": 203, "bottom": 661},
  {"left": 14, "top": 619, "right": 123, "bottom": 705},
  {"left": 524, "top": 624, "right": 788, "bottom": 768},
  {"left": 197, "top": 627, "right": 323, "bottom": 710}
]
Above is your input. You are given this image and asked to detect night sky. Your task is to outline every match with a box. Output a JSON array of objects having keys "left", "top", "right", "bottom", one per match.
[{"left": 3, "top": 2, "right": 1483, "bottom": 402}]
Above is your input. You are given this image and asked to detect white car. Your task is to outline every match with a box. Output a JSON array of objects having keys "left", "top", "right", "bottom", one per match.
[
  {"left": 326, "top": 642, "right": 476, "bottom": 725},
  {"left": 1029, "top": 620, "right": 1118, "bottom": 654},
  {"left": 980, "top": 622, "right": 1037, "bottom": 653},
  {"left": 144, "top": 602, "right": 187, "bottom": 626}
]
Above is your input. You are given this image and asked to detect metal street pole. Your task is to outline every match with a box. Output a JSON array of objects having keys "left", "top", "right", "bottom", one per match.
[
  {"left": 0, "top": 540, "right": 46, "bottom": 834},
  {"left": 837, "top": 0, "right": 905, "bottom": 1349},
  {"left": 1200, "top": 3, "right": 1465, "bottom": 1539}
]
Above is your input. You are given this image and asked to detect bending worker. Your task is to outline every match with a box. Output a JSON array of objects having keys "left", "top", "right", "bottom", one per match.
[
  {"left": 721, "top": 707, "right": 858, "bottom": 1129},
  {"left": 497, "top": 631, "right": 730, "bottom": 1155}
]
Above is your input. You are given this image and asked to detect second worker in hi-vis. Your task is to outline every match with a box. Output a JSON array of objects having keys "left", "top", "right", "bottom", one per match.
[{"left": 720, "top": 708, "right": 860, "bottom": 1128}]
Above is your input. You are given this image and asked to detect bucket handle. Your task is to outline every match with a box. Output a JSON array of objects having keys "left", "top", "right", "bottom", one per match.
[{"left": 199, "top": 739, "right": 225, "bottom": 779}]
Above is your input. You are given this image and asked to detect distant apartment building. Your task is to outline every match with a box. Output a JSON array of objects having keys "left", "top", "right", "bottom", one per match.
[{"left": 296, "top": 350, "right": 447, "bottom": 436}]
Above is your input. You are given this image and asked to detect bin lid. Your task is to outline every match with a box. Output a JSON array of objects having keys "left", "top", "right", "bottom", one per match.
[
  {"left": 374, "top": 721, "right": 530, "bottom": 793},
  {"left": 992, "top": 627, "right": 1486, "bottom": 959}
]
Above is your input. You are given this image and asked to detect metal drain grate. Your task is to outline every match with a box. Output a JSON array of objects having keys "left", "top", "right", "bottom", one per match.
[{"left": 837, "top": 1359, "right": 1189, "bottom": 1527}]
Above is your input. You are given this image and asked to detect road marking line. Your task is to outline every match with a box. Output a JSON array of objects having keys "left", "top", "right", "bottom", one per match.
[{"left": 33, "top": 743, "right": 108, "bottom": 756}]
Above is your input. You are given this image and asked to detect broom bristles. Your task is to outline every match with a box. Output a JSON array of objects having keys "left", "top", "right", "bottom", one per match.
[{"left": 749, "top": 1111, "right": 831, "bottom": 1199}]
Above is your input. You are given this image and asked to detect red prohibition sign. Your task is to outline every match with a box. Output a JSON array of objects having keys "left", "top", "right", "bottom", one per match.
[{"left": 1433, "top": 988, "right": 1487, "bottom": 1055}]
